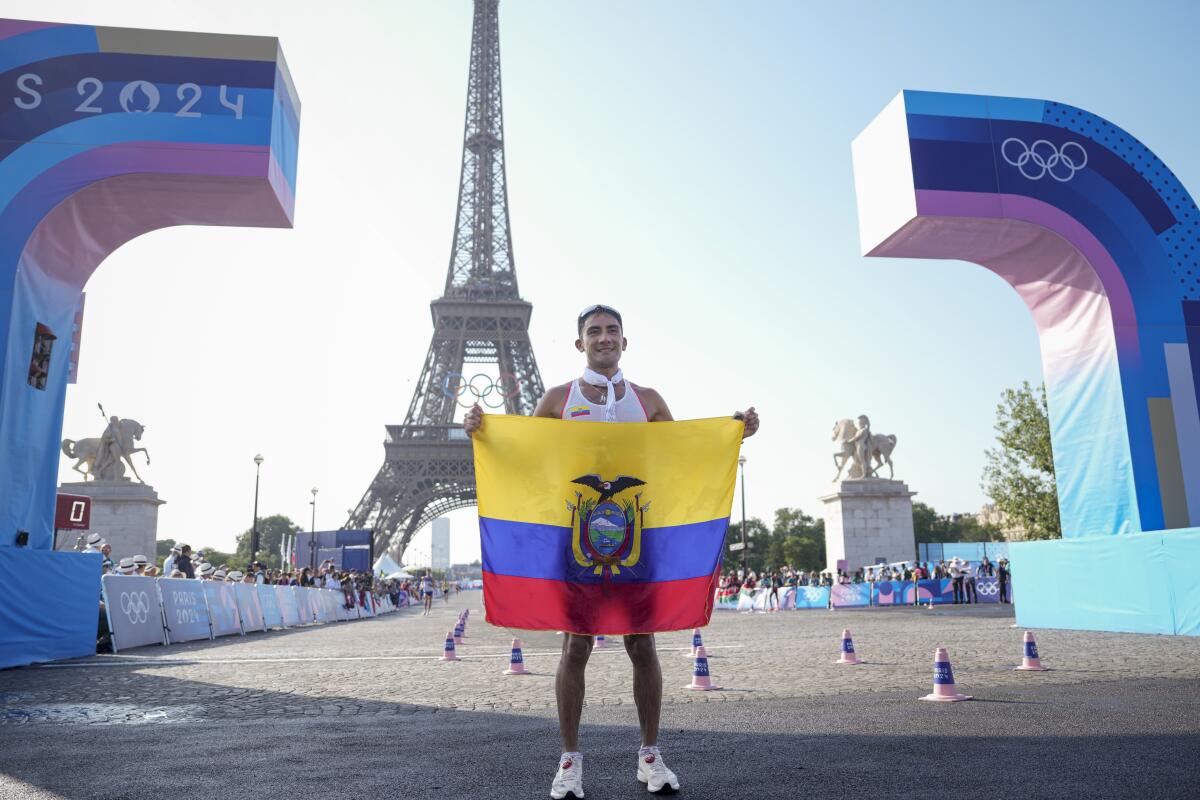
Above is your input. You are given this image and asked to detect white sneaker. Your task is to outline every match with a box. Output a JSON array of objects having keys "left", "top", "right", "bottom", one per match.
[
  {"left": 550, "top": 753, "right": 584, "bottom": 799},
  {"left": 637, "top": 747, "right": 679, "bottom": 793}
]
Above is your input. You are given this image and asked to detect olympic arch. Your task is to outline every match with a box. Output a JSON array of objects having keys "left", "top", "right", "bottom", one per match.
[
  {"left": 852, "top": 90, "right": 1200, "bottom": 634},
  {"left": 0, "top": 19, "right": 300, "bottom": 666}
]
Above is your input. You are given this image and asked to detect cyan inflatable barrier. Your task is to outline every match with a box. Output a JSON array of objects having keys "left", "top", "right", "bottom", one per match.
[
  {"left": 0, "top": 548, "right": 99, "bottom": 668},
  {"left": 1011, "top": 528, "right": 1200, "bottom": 635}
]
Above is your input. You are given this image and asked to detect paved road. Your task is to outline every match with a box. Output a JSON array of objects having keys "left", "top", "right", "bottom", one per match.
[{"left": 2, "top": 593, "right": 1198, "bottom": 798}]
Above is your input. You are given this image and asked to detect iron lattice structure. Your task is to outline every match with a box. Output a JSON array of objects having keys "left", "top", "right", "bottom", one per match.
[{"left": 346, "top": 0, "right": 544, "bottom": 559}]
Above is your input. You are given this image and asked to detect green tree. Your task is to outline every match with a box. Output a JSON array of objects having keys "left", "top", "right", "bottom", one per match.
[
  {"left": 155, "top": 538, "right": 176, "bottom": 561},
  {"left": 234, "top": 514, "right": 301, "bottom": 568},
  {"left": 725, "top": 517, "right": 769, "bottom": 572},
  {"left": 981, "top": 382, "right": 1061, "bottom": 539},
  {"left": 912, "top": 501, "right": 1004, "bottom": 545}
]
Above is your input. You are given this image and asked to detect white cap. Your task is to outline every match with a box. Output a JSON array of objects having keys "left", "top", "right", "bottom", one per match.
[
  {"left": 170, "top": 545, "right": 181, "bottom": 554},
  {"left": 213, "top": 569, "right": 227, "bottom": 580},
  {"left": 86, "top": 532, "right": 103, "bottom": 546},
  {"left": 199, "top": 562, "right": 214, "bottom": 576},
  {"left": 132, "top": 554, "right": 148, "bottom": 566},
  {"left": 226, "top": 571, "right": 244, "bottom": 582},
  {"left": 118, "top": 557, "right": 136, "bottom": 575}
]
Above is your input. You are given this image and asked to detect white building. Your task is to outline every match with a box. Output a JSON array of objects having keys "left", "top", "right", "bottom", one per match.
[{"left": 431, "top": 518, "right": 451, "bottom": 571}]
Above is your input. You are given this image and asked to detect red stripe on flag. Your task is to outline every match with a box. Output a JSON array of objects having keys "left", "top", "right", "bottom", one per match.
[{"left": 482, "top": 569, "right": 719, "bottom": 635}]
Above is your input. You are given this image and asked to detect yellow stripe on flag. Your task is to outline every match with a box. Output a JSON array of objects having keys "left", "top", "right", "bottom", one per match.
[{"left": 473, "top": 415, "right": 743, "bottom": 528}]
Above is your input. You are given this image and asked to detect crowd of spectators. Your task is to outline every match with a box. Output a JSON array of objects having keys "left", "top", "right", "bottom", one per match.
[{"left": 718, "top": 555, "right": 1012, "bottom": 607}]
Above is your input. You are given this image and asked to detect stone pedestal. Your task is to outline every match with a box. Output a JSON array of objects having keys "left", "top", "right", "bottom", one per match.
[
  {"left": 819, "top": 478, "right": 916, "bottom": 575},
  {"left": 55, "top": 480, "right": 164, "bottom": 561}
]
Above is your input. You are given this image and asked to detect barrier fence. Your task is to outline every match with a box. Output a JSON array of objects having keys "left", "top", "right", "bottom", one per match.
[
  {"left": 101, "top": 576, "right": 407, "bottom": 654},
  {"left": 715, "top": 577, "right": 1014, "bottom": 612}
]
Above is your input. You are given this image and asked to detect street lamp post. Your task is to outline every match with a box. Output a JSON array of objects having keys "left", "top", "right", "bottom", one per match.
[
  {"left": 738, "top": 455, "right": 748, "bottom": 575},
  {"left": 251, "top": 454, "right": 264, "bottom": 561},
  {"left": 309, "top": 487, "right": 318, "bottom": 570}
]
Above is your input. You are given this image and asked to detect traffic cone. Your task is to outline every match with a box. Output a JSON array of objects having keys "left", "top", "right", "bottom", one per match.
[
  {"left": 453, "top": 623, "right": 464, "bottom": 645},
  {"left": 1014, "top": 630, "right": 1049, "bottom": 671},
  {"left": 684, "top": 646, "right": 720, "bottom": 690},
  {"left": 919, "top": 647, "right": 970, "bottom": 701},
  {"left": 439, "top": 630, "right": 460, "bottom": 662},
  {"left": 595, "top": 634, "right": 607, "bottom": 649},
  {"left": 686, "top": 628, "right": 703, "bottom": 658},
  {"left": 504, "top": 638, "right": 529, "bottom": 675},
  {"left": 835, "top": 628, "right": 862, "bottom": 665}
]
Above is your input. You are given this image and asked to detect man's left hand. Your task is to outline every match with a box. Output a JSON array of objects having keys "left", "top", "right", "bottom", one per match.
[{"left": 736, "top": 406, "right": 760, "bottom": 438}]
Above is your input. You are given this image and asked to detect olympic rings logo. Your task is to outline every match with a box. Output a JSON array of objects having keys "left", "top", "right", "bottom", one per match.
[
  {"left": 119, "top": 590, "right": 151, "bottom": 624},
  {"left": 441, "top": 372, "right": 521, "bottom": 409},
  {"left": 977, "top": 581, "right": 999, "bottom": 596},
  {"left": 1001, "top": 137, "right": 1087, "bottom": 182}
]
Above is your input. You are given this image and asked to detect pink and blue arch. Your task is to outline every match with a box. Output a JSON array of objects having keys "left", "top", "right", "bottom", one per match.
[
  {"left": 853, "top": 90, "right": 1200, "bottom": 634},
  {"left": 0, "top": 19, "right": 299, "bottom": 666},
  {"left": 0, "top": 19, "right": 298, "bottom": 549}
]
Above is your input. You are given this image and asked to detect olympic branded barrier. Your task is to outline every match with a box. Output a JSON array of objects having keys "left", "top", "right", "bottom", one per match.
[
  {"left": 715, "top": 579, "right": 1010, "bottom": 611},
  {"left": 102, "top": 579, "right": 405, "bottom": 652},
  {"left": 158, "top": 578, "right": 213, "bottom": 644},
  {"left": 102, "top": 574, "right": 165, "bottom": 653},
  {"left": 234, "top": 582, "right": 266, "bottom": 632},
  {"left": 831, "top": 583, "right": 871, "bottom": 608},
  {"left": 277, "top": 585, "right": 301, "bottom": 627},
  {"left": 203, "top": 581, "right": 243, "bottom": 637},
  {"left": 258, "top": 583, "right": 285, "bottom": 629}
]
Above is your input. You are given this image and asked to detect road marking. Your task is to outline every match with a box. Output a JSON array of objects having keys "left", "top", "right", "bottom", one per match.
[{"left": 36, "top": 644, "right": 745, "bottom": 669}]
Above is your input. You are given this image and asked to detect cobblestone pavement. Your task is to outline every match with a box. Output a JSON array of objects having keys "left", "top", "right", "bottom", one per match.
[
  {"left": 2, "top": 594, "right": 1199, "bottom": 799},
  {"left": 2, "top": 594, "right": 1199, "bottom": 722}
]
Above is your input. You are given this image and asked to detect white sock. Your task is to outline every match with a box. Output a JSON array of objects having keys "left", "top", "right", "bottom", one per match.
[{"left": 639, "top": 745, "right": 660, "bottom": 758}]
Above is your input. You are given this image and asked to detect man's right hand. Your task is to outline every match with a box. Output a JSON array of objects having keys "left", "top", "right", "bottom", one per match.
[{"left": 463, "top": 403, "right": 484, "bottom": 437}]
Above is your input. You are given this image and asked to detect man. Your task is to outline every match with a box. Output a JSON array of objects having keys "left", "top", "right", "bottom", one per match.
[
  {"left": 132, "top": 554, "right": 149, "bottom": 575},
  {"left": 963, "top": 559, "right": 978, "bottom": 604},
  {"left": 949, "top": 558, "right": 964, "bottom": 604},
  {"left": 163, "top": 544, "right": 182, "bottom": 575},
  {"left": 173, "top": 545, "right": 195, "bottom": 579},
  {"left": 464, "top": 303, "right": 759, "bottom": 798},
  {"left": 997, "top": 558, "right": 1011, "bottom": 604},
  {"left": 420, "top": 571, "right": 434, "bottom": 615}
]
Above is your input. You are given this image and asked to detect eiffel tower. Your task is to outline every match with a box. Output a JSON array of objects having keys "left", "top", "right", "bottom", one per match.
[{"left": 346, "top": 0, "right": 544, "bottom": 559}]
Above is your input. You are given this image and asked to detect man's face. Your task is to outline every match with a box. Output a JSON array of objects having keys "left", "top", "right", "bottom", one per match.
[
  {"left": 101, "top": 544, "right": 111, "bottom": 557},
  {"left": 576, "top": 312, "right": 626, "bottom": 369}
]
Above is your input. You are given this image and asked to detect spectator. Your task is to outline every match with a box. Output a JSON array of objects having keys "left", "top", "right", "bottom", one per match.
[
  {"left": 162, "top": 545, "right": 181, "bottom": 574},
  {"left": 133, "top": 554, "right": 149, "bottom": 575},
  {"left": 963, "top": 560, "right": 978, "bottom": 604},
  {"left": 978, "top": 556, "right": 995, "bottom": 577},
  {"left": 198, "top": 562, "right": 215, "bottom": 579},
  {"left": 117, "top": 557, "right": 136, "bottom": 575},
  {"left": 173, "top": 545, "right": 195, "bottom": 578},
  {"left": 997, "top": 558, "right": 1011, "bottom": 604},
  {"left": 950, "top": 558, "right": 965, "bottom": 604},
  {"left": 144, "top": 566, "right": 159, "bottom": 578}
]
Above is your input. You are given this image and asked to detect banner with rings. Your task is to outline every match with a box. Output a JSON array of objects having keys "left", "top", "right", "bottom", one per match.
[
  {"left": 974, "top": 576, "right": 1013, "bottom": 603},
  {"left": 234, "top": 582, "right": 266, "bottom": 632},
  {"left": 158, "top": 577, "right": 213, "bottom": 644},
  {"left": 101, "top": 574, "right": 165, "bottom": 652},
  {"left": 276, "top": 585, "right": 301, "bottom": 627},
  {"left": 257, "top": 583, "right": 285, "bottom": 629},
  {"left": 203, "top": 581, "right": 243, "bottom": 637},
  {"left": 441, "top": 371, "right": 523, "bottom": 410}
]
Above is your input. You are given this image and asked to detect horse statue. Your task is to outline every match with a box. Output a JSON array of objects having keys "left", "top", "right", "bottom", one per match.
[
  {"left": 61, "top": 418, "right": 150, "bottom": 482},
  {"left": 831, "top": 417, "right": 897, "bottom": 480}
]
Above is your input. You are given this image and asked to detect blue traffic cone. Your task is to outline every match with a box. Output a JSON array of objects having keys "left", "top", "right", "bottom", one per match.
[
  {"left": 440, "top": 630, "right": 460, "bottom": 661},
  {"left": 504, "top": 638, "right": 529, "bottom": 674}
]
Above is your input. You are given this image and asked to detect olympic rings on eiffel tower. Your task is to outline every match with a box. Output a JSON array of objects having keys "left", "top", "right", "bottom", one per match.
[{"left": 441, "top": 372, "right": 521, "bottom": 409}]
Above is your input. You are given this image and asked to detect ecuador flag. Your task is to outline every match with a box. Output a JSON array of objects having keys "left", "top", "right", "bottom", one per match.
[{"left": 473, "top": 415, "right": 743, "bottom": 635}]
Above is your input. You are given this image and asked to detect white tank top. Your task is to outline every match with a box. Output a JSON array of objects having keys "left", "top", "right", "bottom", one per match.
[{"left": 561, "top": 378, "right": 649, "bottom": 422}]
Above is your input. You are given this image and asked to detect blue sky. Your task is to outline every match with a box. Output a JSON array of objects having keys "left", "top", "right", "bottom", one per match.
[{"left": 17, "top": 0, "right": 1200, "bottom": 563}]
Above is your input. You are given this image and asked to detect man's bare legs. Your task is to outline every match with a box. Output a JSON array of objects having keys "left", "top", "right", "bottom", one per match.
[
  {"left": 624, "top": 633, "right": 661, "bottom": 747},
  {"left": 556, "top": 633, "right": 593, "bottom": 751},
  {"left": 556, "top": 632, "right": 662, "bottom": 749}
]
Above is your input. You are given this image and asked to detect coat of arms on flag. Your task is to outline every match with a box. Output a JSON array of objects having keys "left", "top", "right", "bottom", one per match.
[{"left": 472, "top": 415, "right": 743, "bottom": 635}]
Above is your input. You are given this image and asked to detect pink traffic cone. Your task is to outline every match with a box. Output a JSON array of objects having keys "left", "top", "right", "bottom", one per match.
[
  {"left": 504, "top": 638, "right": 529, "bottom": 675},
  {"left": 835, "top": 628, "right": 862, "bottom": 665},
  {"left": 684, "top": 646, "right": 720, "bottom": 690},
  {"left": 453, "top": 623, "right": 464, "bottom": 645},
  {"left": 919, "top": 647, "right": 970, "bottom": 701},
  {"left": 1014, "top": 631, "right": 1049, "bottom": 671},
  {"left": 439, "top": 630, "right": 460, "bottom": 662},
  {"left": 595, "top": 634, "right": 607, "bottom": 649},
  {"left": 686, "top": 628, "right": 703, "bottom": 658}
]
